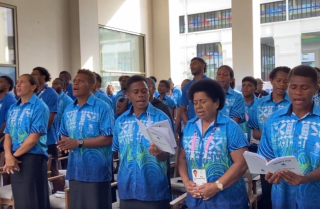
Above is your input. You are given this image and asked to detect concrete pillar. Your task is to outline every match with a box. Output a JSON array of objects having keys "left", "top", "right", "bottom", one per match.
[
  {"left": 274, "top": 34, "right": 301, "bottom": 68},
  {"left": 152, "top": 0, "right": 171, "bottom": 80},
  {"left": 231, "top": 0, "right": 261, "bottom": 84},
  {"left": 69, "top": 0, "right": 100, "bottom": 76}
]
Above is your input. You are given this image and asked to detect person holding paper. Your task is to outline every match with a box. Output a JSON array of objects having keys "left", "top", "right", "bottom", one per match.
[
  {"left": 178, "top": 79, "right": 249, "bottom": 209},
  {"left": 259, "top": 65, "right": 320, "bottom": 209},
  {"left": 113, "top": 75, "right": 173, "bottom": 209},
  {"left": 248, "top": 66, "right": 291, "bottom": 209}
]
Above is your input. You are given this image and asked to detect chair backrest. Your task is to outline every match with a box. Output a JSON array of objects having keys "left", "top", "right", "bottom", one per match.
[
  {"left": 0, "top": 152, "right": 5, "bottom": 167},
  {"left": 47, "top": 154, "right": 52, "bottom": 172}
]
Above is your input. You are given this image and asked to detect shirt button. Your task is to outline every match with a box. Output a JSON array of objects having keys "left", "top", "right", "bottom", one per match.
[
  {"left": 133, "top": 157, "right": 136, "bottom": 160},
  {"left": 133, "top": 169, "right": 136, "bottom": 172},
  {"left": 298, "top": 120, "right": 300, "bottom": 123},
  {"left": 134, "top": 144, "right": 136, "bottom": 147},
  {"left": 294, "top": 150, "right": 297, "bottom": 153},
  {"left": 133, "top": 182, "right": 136, "bottom": 185},
  {"left": 295, "top": 134, "right": 298, "bottom": 137}
]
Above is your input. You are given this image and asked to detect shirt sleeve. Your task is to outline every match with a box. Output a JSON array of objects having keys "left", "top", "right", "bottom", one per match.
[
  {"left": 112, "top": 119, "right": 120, "bottom": 152},
  {"left": 180, "top": 122, "right": 191, "bottom": 149},
  {"left": 4, "top": 106, "right": 13, "bottom": 134},
  {"left": 227, "top": 120, "right": 249, "bottom": 152},
  {"left": 47, "top": 91, "right": 59, "bottom": 113},
  {"left": 99, "top": 104, "right": 114, "bottom": 136},
  {"left": 30, "top": 105, "right": 49, "bottom": 135},
  {"left": 248, "top": 102, "right": 260, "bottom": 130},
  {"left": 59, "top": 110, "right": 69, "bottom": 137},
  {"left": 180, "top": 84, "right": 189, "bottom": 107},
  {"left": 258, "top": 118, "right": 275, "bottom": 160},
  {"left": 229, "top": 94, "right": 246, "bottom": 123}
]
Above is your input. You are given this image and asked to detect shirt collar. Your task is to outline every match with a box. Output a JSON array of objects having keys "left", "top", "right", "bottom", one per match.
[
  {"left": 265, "top": 92, "right": 290, "bottom": 102},
  {"left": 157, "top": 94, "right": 168, "bottom": 100},
  {"left": 73, "top": 93, "right": 95, "bottom": 106},
  {"left": 125, "top": 103, "right": 156, "bottom": 116},
  {"left": 59, "top": 92, "right": 65, "bottom": 99},
  {"left": 192, "top": 75, "right": 207, "bottom": 82},
  {"left": 16, "top": 94, "right": 38, "bottom": 105},
  {"left": 278, "top": 102, "right": 320, "bottom": 117},
  {"left": 190, "top": 111, "right": 227, "bottom": 126},
  {"left": 226, "top": 87, "right": 233, "bottom": 95}
]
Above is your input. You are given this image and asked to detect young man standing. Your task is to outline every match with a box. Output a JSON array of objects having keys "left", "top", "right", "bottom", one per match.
[
  {"left": 57, "top": 69, "right": 114, "bottom": 209},
  {"left": 255, "top": 78, "right": 269, "bottom": 98},
  {"left": 181, "top": 57, "right": 208, "bottom": 124},
  {"left": 259, "top": 65, "right": 320, "bottom": 209},
  {"left": 31, "top": 67, "right": 60, "bottom": 183},
  {"left": 93, "top": 73, "right": 113, "bottom": 109},
  {"left": 0, "top": 76, "right": 16, "bottom": 153},
  {"left": 240, "top": 76, "right": 258, "bottom": 152},
  {"left": 113, "top": 75, "right": 172, "bottom": 209},
  {"left": 157, "top": 80, "right": 176, "bottom": 118},
  {"left": 59, "top": 71, "right": 76, "bottom": 100}
]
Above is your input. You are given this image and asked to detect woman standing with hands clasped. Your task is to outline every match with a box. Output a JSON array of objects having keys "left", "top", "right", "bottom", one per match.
[
  {"left": 178, "top": 79, "right": 250, "bottom": 209},
  {"left": 3, "top": 74, "right": 50, "bottom": 209}
]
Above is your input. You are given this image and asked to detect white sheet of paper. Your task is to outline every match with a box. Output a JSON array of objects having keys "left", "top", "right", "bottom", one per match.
[
  {"left": 135, "top": 118, "right": 151, "bottom": 141},
  {"left": 147, "top": 127, "right": 175, "bottom": 154},
  {"left": 150, "top": 120, "right": 177, "bottom": 148}
]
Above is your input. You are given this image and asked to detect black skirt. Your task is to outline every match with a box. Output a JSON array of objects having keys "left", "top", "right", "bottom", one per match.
[
  {"left": 10, "top": 153, "right": 50, "bottom": 209},
  {"left": 120, "top": 199, "right": 170, "bottom": 209},
  {"left": 69, "top": 180, "right": 111, "bottom": 209}
]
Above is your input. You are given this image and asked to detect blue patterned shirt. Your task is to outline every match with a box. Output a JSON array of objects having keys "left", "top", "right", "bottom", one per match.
[
  {"left": 157, "top": 94, "right": 176, "bottom": 109},
  {"left": 248, "top": 93, "right": 291, "bottom": 131},
  {"left": 94, "top": 90, "right": 113, "bottom": 109},
  {"left": 113, "top": 104, "right": 173, "bottom": 201},
  {"left": 36, "top": 85, "right": 59, "bottom": 145},
  {"left": 0, "top": 93, "right": 16, "bottom": 128},
  {"left": 55, "top": 92, "right": 73, "bottom": 130},
  {"left": 221, "top": 87, "right": 246, "bottom": 123},
  {"left": 4, "top": 94, "right": 49, "bottom": 157},
  {"left": 65, "top": 83, "right": 76, "bottom": 100},
  {"left": 259, "top": 104, "right": 320, "bottom": 209},
  {"left": 181, "top": 112, "right": 249, "bottom": 208},
  {"left": 181, "top": 75, "right": 208, "bottom": 120},
  {"left": 239, "top": 96, "right": 258, "bottom": 142},
  {"left": 169, "top": 88, "right": 182, "bottom": 105},
  {"left": 59, "top": 94, "right": 114, "bottom": 182}
]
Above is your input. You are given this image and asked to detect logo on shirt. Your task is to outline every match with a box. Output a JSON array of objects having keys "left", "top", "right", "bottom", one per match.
[{"left": 311, "top": 142, "right": 320, "bottom": 157}]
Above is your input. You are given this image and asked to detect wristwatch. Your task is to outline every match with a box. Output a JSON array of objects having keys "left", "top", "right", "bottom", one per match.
[
  {"left": 78, "top": 139, "right": 84, "bottom": 148},
  {"left": 216, "top": 180, "right": 223, "bottom": 191}
]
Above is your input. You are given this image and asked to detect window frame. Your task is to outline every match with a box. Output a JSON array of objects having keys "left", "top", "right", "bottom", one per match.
[{"left": 0, "top": 3, "right": 19, "bottom": 82}]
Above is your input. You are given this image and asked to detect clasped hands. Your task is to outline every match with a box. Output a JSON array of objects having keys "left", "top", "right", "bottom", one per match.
[
  {"left": 56, "top": 136, "right": 78, "bottom": 153},
  {"left": 184, "top": 180, "right": 219, "bottom": 201},
  {"left": 265, "top": 170, "right": 305, "bottom": 186},
  {"left": 3, "top": 154, "right": 21, "bottom": 174}
]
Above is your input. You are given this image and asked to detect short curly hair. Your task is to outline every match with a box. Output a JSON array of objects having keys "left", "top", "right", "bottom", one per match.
[
  {"left": 33, "top": 67, "right": 51, "bottom": 82},
  {"left": 188, "top": 79, "right": 225, "bottom": 110},
  {"left": 269, "top": 66, "right": 291, "bottom": 81},
  {"left": 77, "top": 69, "right": 96, "bottom": 84}
]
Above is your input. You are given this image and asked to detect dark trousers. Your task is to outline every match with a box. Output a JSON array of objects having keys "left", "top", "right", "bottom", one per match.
[
  {"left": 260, "top": 174, "right": 273, "bottom": 209},
  {"left": 70, "top": 180, "right": 111, "bottom": 209},
  {"left": 120, "top": 199, "right": 170, "bottom": 209},
  {"left": 11, "top": 154, "right": 50, "bottom": 209}
]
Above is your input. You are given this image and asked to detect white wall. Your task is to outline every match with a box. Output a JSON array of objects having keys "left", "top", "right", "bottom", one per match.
[{"left": 1, "top": 0, "right": 71, "bottom": 80}]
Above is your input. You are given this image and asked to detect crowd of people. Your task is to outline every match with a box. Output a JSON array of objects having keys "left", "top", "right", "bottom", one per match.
[{"left": 0, "top": 56, "right": 320, "bottom": 209}]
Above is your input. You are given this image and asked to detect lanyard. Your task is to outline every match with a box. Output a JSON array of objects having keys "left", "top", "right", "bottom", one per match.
[
  {"left": 190, "top": 127, "right": 217, "bottom": 167},
  {"left": 36, "top": 85, "right": 48, "bottom": 98}
]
